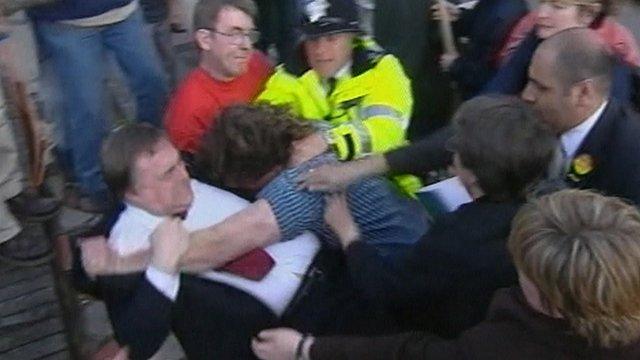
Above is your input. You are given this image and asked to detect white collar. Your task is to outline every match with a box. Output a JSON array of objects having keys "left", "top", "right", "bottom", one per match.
[
  {"left": 560, "top": 100, "right": 608, "bottom": 160},
  {"left": 322, "top": 60, "right": 352, "bottom": 94},
  {"left": 333, "top": 60, "right": 352, "bottom": 80},
  {"left": 122, "top": 201, "right": 165, "bottom": 230}
]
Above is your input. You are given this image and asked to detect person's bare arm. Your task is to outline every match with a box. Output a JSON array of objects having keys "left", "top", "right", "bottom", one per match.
[{"left": 179, "top": 199, "right": 281, "bottom": 272}]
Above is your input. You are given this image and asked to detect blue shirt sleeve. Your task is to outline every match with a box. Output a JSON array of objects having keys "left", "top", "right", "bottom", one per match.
[{"left": 257, "top": 165, "right": 326, "bottom": 241}]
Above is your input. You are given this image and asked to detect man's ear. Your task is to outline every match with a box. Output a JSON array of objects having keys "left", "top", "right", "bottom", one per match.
[
  {"left": 570, "top": 79, "right": 596, "bottom": 109},
  {"left": 123, "top": 188, "right": 141, "bottom": 207},
  {"left": 195, "top": 29, "right": 212, "bottom": 51}
]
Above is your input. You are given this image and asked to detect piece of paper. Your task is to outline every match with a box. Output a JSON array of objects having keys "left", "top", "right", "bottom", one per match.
[{"left": 416, "top": 176, "right": 472, "bottom": 216}]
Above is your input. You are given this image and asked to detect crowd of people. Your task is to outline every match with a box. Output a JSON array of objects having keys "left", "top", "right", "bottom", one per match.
[{"left": 2, "top": 0, "right": 640, "bottom": 358}]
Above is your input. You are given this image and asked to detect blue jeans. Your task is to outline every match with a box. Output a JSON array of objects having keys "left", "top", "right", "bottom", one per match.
[{"left": 36, "top": 8, "right": 168, "bottom": 197}]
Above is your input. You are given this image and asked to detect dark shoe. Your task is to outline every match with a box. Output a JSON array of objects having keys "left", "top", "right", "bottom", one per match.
[
  {"left": 7, "top": 192, "right": 60, "bottom": 222},
  {"left": 170, "top": 22, "right": 187, "bottom": 33}
]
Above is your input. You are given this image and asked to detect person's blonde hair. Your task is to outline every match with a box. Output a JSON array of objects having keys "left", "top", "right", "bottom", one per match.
[
  {"left": 508, "top": 189, "right": 640, "bottom": 348},
  {"left": 542, "top": 0, "right": 617, "bottom": 18}
]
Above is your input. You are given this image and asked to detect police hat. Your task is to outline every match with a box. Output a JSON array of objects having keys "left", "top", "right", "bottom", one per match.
[{"left": 300, "top": 0, "right": 362, "bottom": 40}]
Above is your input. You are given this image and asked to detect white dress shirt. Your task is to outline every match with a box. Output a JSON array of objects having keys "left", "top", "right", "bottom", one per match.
[
  {"left": 560, "top": 100, "right": 608, "bottom": 163},
  {"left": 109, "top": 180, "right": 320, "bottom": 316}
]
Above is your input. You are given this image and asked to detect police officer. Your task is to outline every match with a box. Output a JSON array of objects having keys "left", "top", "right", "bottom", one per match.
[{"left": 258, "top": 0, "right": 413, "bottom": 162}]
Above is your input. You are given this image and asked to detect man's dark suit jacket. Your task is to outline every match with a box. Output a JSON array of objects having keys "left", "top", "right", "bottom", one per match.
[
  {"left": 96, "top": 272, "right": 277, "bottom": 360},
  {"left": 344, "top": 198, "right": 521, "bottom": 338},
  {"left": 566, "top": 100, "right": 640, "bottom": 205},
  {"left": 82, "top": 245, "right": 393, "bottom": 360}
]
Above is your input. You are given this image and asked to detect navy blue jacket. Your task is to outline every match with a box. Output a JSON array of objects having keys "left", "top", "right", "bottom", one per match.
[
  {"left": 565, "top": 99, "right": 640, "bottom": 206},
  {"left": 29, "top": 0, "right": 133, "bottom": 22},
  {"left": 345, "top": 198, "right": 521, "bottom": 338},
  {"left": 88, "top": 245, "right": 393, "bottom": 359},
  {"left": 483, "top": 31, "right": 637, "bottom": 104},
  {"left": 448, "top": 0, "right": 528, "bottom": 99}
]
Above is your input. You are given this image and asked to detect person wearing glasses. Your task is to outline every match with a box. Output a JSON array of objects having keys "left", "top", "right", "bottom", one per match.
[
  {"left": 164, "top": 0, "right": 272, "bottom": 156},
  {"left": 257, "top": 0, "right": 420, "bottom": 196}
]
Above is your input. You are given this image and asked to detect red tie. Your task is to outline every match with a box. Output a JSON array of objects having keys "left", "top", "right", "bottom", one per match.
[{"left": 219, "top": 248, "right": 275, "bottom": 281}]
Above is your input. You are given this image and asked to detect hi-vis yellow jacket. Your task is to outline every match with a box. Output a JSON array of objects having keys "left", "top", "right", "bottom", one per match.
[
  {"left": 257, "top": 37, "right": 412, "bottom": 162},
  {"left": 258, "top": 38, "right": 421, "bottom": 195}
]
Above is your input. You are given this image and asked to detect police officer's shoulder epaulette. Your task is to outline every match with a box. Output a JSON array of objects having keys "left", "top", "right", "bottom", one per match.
[{"left": 352, "top": 36, "right": 387, "bottom": 76}]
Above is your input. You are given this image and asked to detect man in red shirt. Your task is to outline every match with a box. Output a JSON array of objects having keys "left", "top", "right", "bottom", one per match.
[{"left": 164, "top": 0, "right": 273, "bottom": 154}]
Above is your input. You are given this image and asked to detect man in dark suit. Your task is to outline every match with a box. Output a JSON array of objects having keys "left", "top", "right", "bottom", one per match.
[{"left": 522, "top": 28, "right": 640, "bottom": 205}]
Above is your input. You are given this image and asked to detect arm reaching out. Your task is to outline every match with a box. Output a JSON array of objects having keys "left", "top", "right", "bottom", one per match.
[
  {"left": 80, "top": 236, "right": 150, "bottom": 277},
  {"left": 180, "top": 199, "right": 281, "bottom": 271},
  {"left": 82, "top": 200, "right": 282, "bottom": 275},
  {"left": 297, "top": 155, "right": 389, "bottom": 192}
]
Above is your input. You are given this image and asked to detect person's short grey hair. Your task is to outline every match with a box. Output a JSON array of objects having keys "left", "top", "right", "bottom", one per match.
[
  {"left": 539, "top": 28, "right": 614, "bottom": 95},
  {"left": 192, "top": 0, "right": 258, "bottom": 31}
]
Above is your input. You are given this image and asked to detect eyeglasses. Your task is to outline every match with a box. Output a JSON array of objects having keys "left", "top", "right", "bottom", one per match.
[{"left": 200, "top": 27, "right": 261, "bottom": 44}]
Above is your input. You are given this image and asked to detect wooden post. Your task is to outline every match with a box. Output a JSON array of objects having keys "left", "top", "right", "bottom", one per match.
[{"left": 437, "top": 0, "right": 458, "bottom": 55}]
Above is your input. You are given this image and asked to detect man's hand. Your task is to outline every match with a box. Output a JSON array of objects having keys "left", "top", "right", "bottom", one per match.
[
  {"left": 150, "top": 217, "right": 189, "bottom": 274},
  {"left": 430, "top": 0, "right": 460, "bottom": 22},
  {"left": 324, "top": 193, "right": 360, "bottom": 249},
  {"left": 252, "top": 328, "right": 306, "bottom": 360},
  {"left": 80, "top": 236, "right": 112, "bottom": 277},
  {"left": 297, "top": 154, "right": 389, "bottom": 192}
]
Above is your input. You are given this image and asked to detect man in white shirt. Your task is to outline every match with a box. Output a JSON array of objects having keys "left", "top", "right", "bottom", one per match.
[{"left": 90, "top": 124, "right": 319, "bottom": 359}]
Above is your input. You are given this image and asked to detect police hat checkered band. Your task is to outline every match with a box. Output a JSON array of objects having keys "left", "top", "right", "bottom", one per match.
[
  {"left": 315, "top": 17, "right": 356, "bottom": 28},
  {"left": 543, "top": 0, "right": 601, "bottom": 6},
  {"left": 305, "top": 0, "right": 330, "bottom": 22},
  {"left": 301, "top": 17, "right": 360, "bottom": 38}
]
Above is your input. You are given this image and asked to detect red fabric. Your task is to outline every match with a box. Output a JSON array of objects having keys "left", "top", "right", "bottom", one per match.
[
  {"left": 219, "top": 248, "right": 275, "bottom": 281},
  {"left": 498, "top": 12, "right": 640, "bottom": 67},
  {"left": 164, "top": 51, "right": 273, "bottom": 154}
]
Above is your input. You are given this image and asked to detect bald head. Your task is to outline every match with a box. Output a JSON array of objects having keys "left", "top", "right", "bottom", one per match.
[{"left": 536, "top": 28, "right": 613, "bottom": 96}]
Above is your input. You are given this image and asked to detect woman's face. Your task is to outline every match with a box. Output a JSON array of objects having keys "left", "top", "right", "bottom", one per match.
[{"left": 536, "top": 1, "right": 595, "bottom": 39}]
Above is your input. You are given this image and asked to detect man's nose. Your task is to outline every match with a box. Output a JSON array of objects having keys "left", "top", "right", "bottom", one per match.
[
  {"left": 238, "top": 34, "right": 252, "bottom": 49},
  {"left": 521, "top": 83, "right": 535, "bottom": 103}
]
